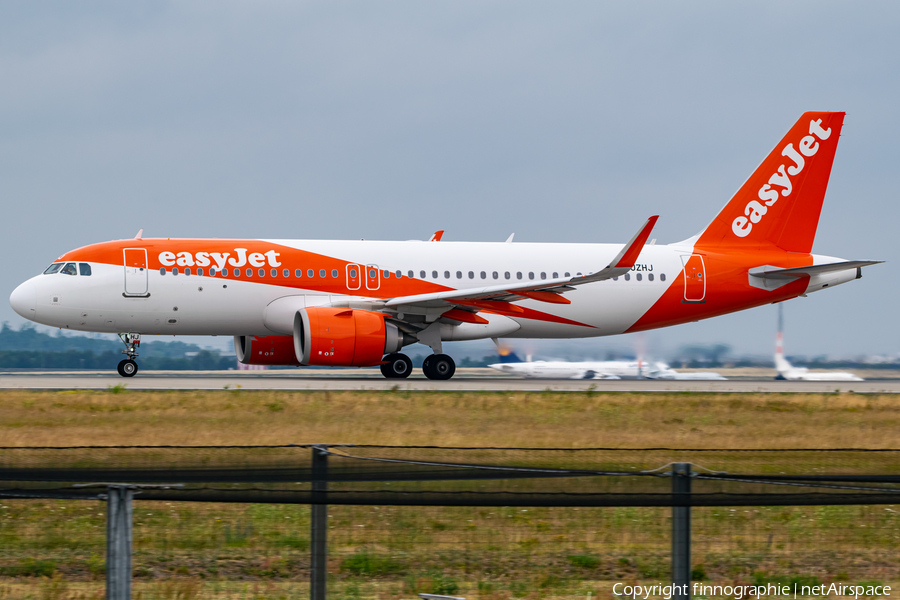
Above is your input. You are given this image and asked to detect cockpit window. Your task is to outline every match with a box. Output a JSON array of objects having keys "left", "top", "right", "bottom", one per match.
[
  {"left": 43, "top": 263, "right": 63, "bottom": 275},
  {"left": 79, "top": 263, "right": 92, "bottom": 276},
  {"left": 60, "top": 263, "right": 77, "bottom": 276}
]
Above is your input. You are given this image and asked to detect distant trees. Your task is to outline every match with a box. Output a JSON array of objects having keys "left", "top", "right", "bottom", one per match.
[
  {"left": 674, "top": 343, "right": 732, "bottom": 367},
  {"left": 0, "top": 323, "right": 236, "bottom": 370}
]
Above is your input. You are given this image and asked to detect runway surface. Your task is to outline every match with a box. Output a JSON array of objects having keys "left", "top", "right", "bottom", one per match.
[{"left": 1, "top": 371, "right": 898, "bottom": 393}]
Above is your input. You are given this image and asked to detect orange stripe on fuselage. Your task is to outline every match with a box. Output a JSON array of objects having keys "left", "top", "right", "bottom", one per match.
[
  {"left": 57, "top": 239, "right": 597, "bottom": 329},
  {"left": 626, "top": 249, "right": 811, "bottom": 333}
]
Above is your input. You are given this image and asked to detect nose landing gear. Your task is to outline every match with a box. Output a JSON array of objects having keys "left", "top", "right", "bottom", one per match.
[{"left": 117, "top": 333, "right": 141, "bottom": 378}]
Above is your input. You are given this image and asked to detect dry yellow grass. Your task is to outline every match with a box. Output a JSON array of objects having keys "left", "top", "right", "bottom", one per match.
[
  {"left": 0, "top": 389, "right": 897, "bottom": 448},
  {"left": 2, "top": 390, "right": 899, "bottom": 598}
]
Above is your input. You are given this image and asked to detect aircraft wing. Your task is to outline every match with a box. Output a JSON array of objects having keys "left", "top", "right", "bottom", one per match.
[
  {"left": 749, "top": 260, "right": 882, "bottom": 280},
  {"left": 383, "top": 216, "right": 659, "bottom": 310}
]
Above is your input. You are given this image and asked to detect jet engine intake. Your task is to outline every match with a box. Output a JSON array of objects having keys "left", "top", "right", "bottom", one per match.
[{"left": 294, "top": 307, "right": 412, "bottom": 367}]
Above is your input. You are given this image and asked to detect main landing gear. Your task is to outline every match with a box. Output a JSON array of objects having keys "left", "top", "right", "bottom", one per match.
[
  {"left": 379, "top": 353, "right": 457, "bottom": 380},
  {"left": 117, "top": 333, "right": 141, "bottom": 378},
  {"left": 422, "top": 353, "right": 456, "bottom": 381},
  {"left": 381, "top": 353, "right": 413, "bottom": 379}
]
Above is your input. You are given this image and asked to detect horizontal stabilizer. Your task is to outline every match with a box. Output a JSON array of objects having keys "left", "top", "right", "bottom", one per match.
[{"left": 750, "top": 260, "right": 882, "bottom": 280}]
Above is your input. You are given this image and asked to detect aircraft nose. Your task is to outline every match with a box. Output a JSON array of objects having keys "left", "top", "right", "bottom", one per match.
[{"left": 9, "top": 280, "right": 37, "bottom": 320}]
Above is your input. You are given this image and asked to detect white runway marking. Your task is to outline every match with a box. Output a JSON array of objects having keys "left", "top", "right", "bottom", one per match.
[{"left": 0, "top": 373, "right": 897, "bottom": 393}]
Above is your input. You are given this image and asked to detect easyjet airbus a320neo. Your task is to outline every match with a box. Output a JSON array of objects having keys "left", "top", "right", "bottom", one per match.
[{"left": 9, "top": 112, "right": 881, "bottom": 379}]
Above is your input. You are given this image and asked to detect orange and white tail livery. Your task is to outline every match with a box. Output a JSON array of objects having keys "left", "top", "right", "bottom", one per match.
[{"left": 9, "top": 112, "right": 881, "bottom": 379}]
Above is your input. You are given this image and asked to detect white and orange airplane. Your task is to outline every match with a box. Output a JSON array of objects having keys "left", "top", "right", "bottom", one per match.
[{"left": 9, "top": 112, "right": 881, "bottom": 379}]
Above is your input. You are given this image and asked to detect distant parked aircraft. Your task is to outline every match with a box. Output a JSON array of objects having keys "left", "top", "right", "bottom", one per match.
[
  {"left": 488, "top": 349, "right": 726, "bottom": 380},
  {"left": 775, "top": 304, "right": 863, "bottom": 381}
]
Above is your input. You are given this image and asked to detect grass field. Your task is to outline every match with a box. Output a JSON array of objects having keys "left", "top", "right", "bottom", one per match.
[{"left": 1, "top": 389, "right": 898, "bottom": 599}]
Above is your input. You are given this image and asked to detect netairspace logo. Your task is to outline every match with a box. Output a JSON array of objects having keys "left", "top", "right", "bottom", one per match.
[{"left": 612, "top": 582, "right": 891, "bottom": 599}]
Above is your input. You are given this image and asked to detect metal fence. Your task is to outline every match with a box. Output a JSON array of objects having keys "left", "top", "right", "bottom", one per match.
[{"left": 1, "top": 445, "right": 899, "bottom": 599}]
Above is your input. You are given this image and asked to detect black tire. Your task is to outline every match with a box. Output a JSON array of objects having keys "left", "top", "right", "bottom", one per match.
[
  {"left": 118, "top": 359, "right": 138, "bottom": 378},
  {"left": 423, "top": 353, "right": 455, "bottom": 380},
  {"left": 381, "top": 353, "right": 413, "bottom": 379}
]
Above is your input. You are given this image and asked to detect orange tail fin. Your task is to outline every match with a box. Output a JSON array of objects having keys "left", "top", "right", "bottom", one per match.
[{"left": 695, "top": 111, "right": 845, "bottom": 253}]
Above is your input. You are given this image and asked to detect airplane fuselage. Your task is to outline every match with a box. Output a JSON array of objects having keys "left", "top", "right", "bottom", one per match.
[{"left": 11, "top": 238, "right": 853, "bottom": 339}]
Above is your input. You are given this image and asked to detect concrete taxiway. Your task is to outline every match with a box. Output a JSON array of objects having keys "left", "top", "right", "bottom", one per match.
[{"left": 0, "top": 371, "right": 898, "bottom": 393}]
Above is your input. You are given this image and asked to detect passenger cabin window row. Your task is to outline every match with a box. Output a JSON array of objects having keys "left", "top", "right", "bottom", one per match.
[{"left": 154, "top": 265, "right": 667, "bottom": 283}]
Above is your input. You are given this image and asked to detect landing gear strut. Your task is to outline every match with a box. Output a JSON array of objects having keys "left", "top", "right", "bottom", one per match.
[
  {"left": 117, "top": 333, "right": 141, "bottom": 378},
  {"left": 422, "top": 353, "right": 456, "bottom": 380},
  {"left": 381, "top": 353, "right": 413, "bottom": 379}
]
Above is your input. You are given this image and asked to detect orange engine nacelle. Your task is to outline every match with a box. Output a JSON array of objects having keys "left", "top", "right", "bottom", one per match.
[
  {"left": 294, "top": 307, "right": 408, "bottom": 367},
  {"left": 234, "top": 334, "right": 301, "bottom": 366}
]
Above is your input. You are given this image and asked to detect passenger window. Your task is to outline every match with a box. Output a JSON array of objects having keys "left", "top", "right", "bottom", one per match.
[
  {"left": 258, "top": 269, "right": 265, "bottom": 277},
  {"left": 79, "top": 263, "right": 92, "bottom": 276},
  {"left": 552, "top": 272, "right": 558, "bottom": 278},
  {"left": 492, "top": 271, "right": 499, "bottom": 279},
  {"left": 247, "top": 268, "right": 253, "bottom": 277},
  {"left": 283, "top": 269, "right": 289, "bottom": 277},
  {"left": 396, "top": 270, "right": 402, "bottom": 279},
  {"left": 480, "top": 271, "right": 486, "bottom": 279},
  {"left": 332, "top": 269, "right": 338, "bottom": 278},
  {"left": 456, "top": 271, "right": 462, "bottom": 279},
  {"left": 432, "top": 271, "right": 438, "bottom": 279},
  {"left": 444, "top": 271, "right": 450, "bottom": 279},
  {"left": 222, "top": 269, "right": 229, "bottom": 277},
  {"left": 349, "top": 268, "right": 358, "bottom": 278},
  {"left": 528, "top": 272, "right": 534, "bottom": 280},
  {"left": 210, "top": 268, "right": 217, "bottom": 276},
  {"left": 43, "top": 263, "right": 63, "bottom": 275},
  {"left": 383, "top": 270, "right": 390, "bottom": 278},
  {"left": 61, "top": 263, "right": 77, "bottom": 276},
  {"left": 517, "top": 272, "right": 522, "bottom": 280},
  {"left": 308, "top": 269, "right": 315, "bottom": 278},
  {"left": 468, "top": 271, "right": 474, "bottom": 279},
  {"left": 636, "top": 273, "right": 642, "bottom": 281},
  {"left": 565, "top": 272, "right": 570, "bottom": 277},
  {"left": 648, "top": 273, "right": 654, "bottom": 282},
  {"left": 660, "top": 274, "right": 666, "bottom": 282},
  {"left": 233, "top": 269, "right": 239, "bottom": 277},
  {"left": 272, "top": 269, "right": 278, "bottom": 277},
  {"left": 319, "top": 269, "right": 326, "bottom": 278},
  {"left": 185, "top": 268, "right": 191, "bottom": 276},
  {"left": 408, "top": 270, "right": 414, "bottom": 278},
  {"left": 197, "top": 268, "right": 204, "bottom": 276},
  {"left": 173, "top": 268, "right": 179, "bottom": 276},
  {"left": 624, "top": 273, "right": 630, "bottom": 281},
  {"left": 295, "top": 269, "right": 302, "bottom": 277},
  {"left": 504, "top": 272, "right": 510, "bottom": 279},
  {"left": 540, "top": 272, "right": 546, "bottom": 280},
  {"left": 160, "top": 268, "right": 166, "bottom": 276},
  {"left": 420, "top": 270, "right": 426, "bottom": 278}
]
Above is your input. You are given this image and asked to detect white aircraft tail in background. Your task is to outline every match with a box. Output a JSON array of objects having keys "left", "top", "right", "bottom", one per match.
[{"left": 775, "top": 305, "right": 863, "bottom": 381}]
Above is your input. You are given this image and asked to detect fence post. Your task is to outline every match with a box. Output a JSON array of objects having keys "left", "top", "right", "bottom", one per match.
[
  {"left": 672, "top": 463, "right": 691, "bottom": 600},
  {"left": 107, "top": 485, "right": 133, "bottom": 600},
  {"left": 311, "top": 445, "right": 329, "bottom": 600}
]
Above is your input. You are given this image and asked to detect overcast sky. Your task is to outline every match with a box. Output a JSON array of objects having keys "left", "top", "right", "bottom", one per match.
[{"left": 1, "top": 1, "right": 897, "bottom": 360}]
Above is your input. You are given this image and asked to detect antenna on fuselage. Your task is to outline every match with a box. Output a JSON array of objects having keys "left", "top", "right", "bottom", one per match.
[
  {"left": 134, "top": 229, "right": 143, "bottom": 239},
  {"left": 505, "top": 233, "right": 515, "bottom": 243}
]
